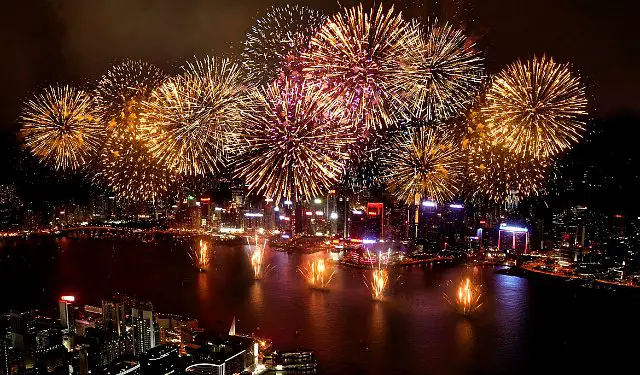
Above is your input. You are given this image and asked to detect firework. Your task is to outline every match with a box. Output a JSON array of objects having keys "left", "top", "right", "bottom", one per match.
[
  {"left": 302, "top": 4, "right": 414, "bottom": 130},
  {"left": 20, "top": 85, "right": 102, "bottom": 171},
  {"left": 95, "top": 60, "right": 166, "bottom": 138},
  {"left": 299, "top": 259, "right": 335, "bottom": 290},
  {"left": 248, "top": 236, "right": 272, "bottom": 280},
  {"left": 362, "top": 250, "right": 392, "bottom": 300},
  {"left": 140, "top": 57, "right": 246, "bottom": 177},
  {"left": 467, "top": 134, "right": 551, "bottom": 204},
  {"left": 445, "top": 278, "right": 483, "bottom": 316},
  {"left": 339, "top": 140, "right": 386, "bottom": 193},
  {"left": 189, "top": 239, "right": 212, "bottom": 272},
  {"left": 96, "top": 136, "right": 178, "bottom": 204},
  {"left": 482, "top": 55, "right": 587, "bottom": 158},
  {"left": 243, "top": 4, "right": 326, "bottom": 85},
  {"left": 233, "top": 78, "right": 354, "bottom": 203},
  {"left": 392, "top": 20, "right": 484, "bottom": 121},
  {"left": 92, "top": 60, "right": 175, "bottom": 203},
  {"left": 366, "top": 267, "right": 390, "bottom": 301},
  {"left": 382, "top": 125, "right": 464, "bottom": 204}
]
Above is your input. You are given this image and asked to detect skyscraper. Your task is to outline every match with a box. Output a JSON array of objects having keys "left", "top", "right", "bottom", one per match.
[
  {"left": 59, "top": 296, "right": 75, "bottom": 333},
  {"left": 102, "top": 300, "right": 126, "bottom": 336},
  {"left": 132, "top": 308, "right": 158, "bottom": 355}
]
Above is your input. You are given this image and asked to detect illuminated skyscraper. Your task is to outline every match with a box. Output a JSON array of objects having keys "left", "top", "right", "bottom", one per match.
[
  {"left": 59, "top": 296, "right": 75, "bottom": 333},
  {"left": 132, "top": 308, "right": 158, "bottom": 355}
]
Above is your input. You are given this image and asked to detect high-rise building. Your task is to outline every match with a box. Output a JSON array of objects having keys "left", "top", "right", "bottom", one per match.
[
  {"left": 59, "top": 296, "right": 75, "bottom": 333},
  {"left": 0, "top": 337, "right": 10, "bottom": 375},
  {"left": 335, "top": 195, "right": 350, "bottom": 238},
  {"left": 365, "top": 203, "right": 384, "bottom": 240},
  {"left": 102, "top": 300, "right": 126, "bottom": 336},
  {"left": 349, "top": 207, "right": 366, "bottom": 240},
  {"left": 132, "top": 308, "right": 158, "bottom": 355}
]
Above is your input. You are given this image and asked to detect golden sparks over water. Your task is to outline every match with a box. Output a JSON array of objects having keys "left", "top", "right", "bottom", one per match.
[
  {"left": 189, "top": 239, "right": 212, "bottom": 272},
  {"left": 299, "top": 259, "right": 335, "bottom": 290},
  {"left": 445, "top": 278, "right": 483, "bottom": 316}
]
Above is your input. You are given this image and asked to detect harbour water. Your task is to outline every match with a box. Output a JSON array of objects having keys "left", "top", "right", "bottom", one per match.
[{"left": 0, "top": 235, "right": 638, "bottom": 374}]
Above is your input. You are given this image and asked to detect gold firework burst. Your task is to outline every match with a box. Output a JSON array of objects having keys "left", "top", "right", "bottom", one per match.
[
  {"left": 392, "top": 20, "right": 485, "bottom": 121},
  {"left": 242, "top": 4, "right": 326, "bottom": 86},
  {"left": 482, "top": 55, "right": 587, "bottom": 158},
  {"left": 140, "top": 56, "right": 246, "bottom": 177},
  {"left": 382, "top": 125, "right": 464, "bottom": 204},
  {"left": 302, "top": 4, "right": 414, "bottom": 131},
  {"left": 20, "top": 85, "right": 102, "bottom": 172},
  {"left": 233, "top": 78, "right": 355, "bottom": 203}
]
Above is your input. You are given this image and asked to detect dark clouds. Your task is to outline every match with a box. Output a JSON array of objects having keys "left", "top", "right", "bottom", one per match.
[{"left": 0, "top": 0, "right": 637, "bottom": 129}]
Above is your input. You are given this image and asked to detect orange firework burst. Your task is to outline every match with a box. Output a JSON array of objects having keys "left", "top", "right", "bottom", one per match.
[
  {"left": 382, "top": 125, "right": 465, "bottom": 204},
  {"left": 95, "top": 60, "right": 166, "bottom": 138},
  {"left": 302, "top": 4, "right": 414, "bottom": 131},
  {"left": 467, "top": 134, "right": 552, "bottom": 204},
  {"left": 93, "top": 60, "right": 176, "bottom": 203},
  {"left": 233, "top": 78, "right": 355, "bottom": 203},
  {"left": 20, "top": 85, "right": 102, "bottom": 172},
  {"left": 299, "top": 259, "right": 335, "bottom": 290},
  {"left": 482, "top": 55, "right": 587, "bottom": 159}
]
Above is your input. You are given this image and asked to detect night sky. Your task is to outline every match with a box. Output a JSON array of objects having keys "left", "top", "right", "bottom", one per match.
[{"left": 1, "top": 0, "right": 638, "bottom": 132}]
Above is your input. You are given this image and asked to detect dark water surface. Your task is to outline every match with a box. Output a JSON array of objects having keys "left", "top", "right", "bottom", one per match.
[{"left": 1, "top": 235, "right": 638, "bottom": 374}]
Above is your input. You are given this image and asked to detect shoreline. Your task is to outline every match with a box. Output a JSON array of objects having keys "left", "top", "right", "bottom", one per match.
[{"left": 496, "top": 265, "right": 640, "bottom": 292}]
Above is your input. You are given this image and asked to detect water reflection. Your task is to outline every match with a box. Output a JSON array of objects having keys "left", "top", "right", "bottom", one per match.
[{"left": 370, "top": 301, "right": 387, "bottom": 346}]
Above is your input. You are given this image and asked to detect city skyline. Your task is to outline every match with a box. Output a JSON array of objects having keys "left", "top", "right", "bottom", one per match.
[{"left": 0, "top": 1, "right": 638, "bottom": 375}]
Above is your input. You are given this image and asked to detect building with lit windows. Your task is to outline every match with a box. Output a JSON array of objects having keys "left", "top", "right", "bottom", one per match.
[{"left": 132, "top": 308, "right": 159, "bottom": 355}]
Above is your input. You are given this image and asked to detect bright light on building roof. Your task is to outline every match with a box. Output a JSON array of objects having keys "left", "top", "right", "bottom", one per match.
[{"left": 499, "top": 223, "right": 528, "bottom": 232}]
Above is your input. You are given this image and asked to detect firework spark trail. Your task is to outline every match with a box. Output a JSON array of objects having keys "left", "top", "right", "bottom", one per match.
[
  {"left": 392, "top": 20, "right": 485, "bottom": 121},
  {"left": 247, "top": 236, "right": 272, "bottom": 280},
  {"left": 233, "top": 78, "right": 355, "bottom": 203},
  {"left": 363, "top": 250, "right": 392, "bottom": 301},
  {"left": 482, "top": 55, "right": 587, "bottom": 159},
  {"left": 243, "top": 4, "right": 326, "bottom": 86},
  {"left": 20, "top": 85, "right": 102, "bottom": 172},
  {"left": 299, "top": 259, "right": 335, "bottom": 290},
  {"left": 302, "top": 4, "right": 414, "bottom": 131},
  {"left": 140, "top": 56, "right": 246, "bottom": 177},
  {"left": 382, "top": 125, "right": 465, "bottom": 204},
  {"left": 444, "top": 278, "right": 483, "bottom": 316},
  {"left": 189, "top": 239, "right": 211, "bottom": 272}
]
